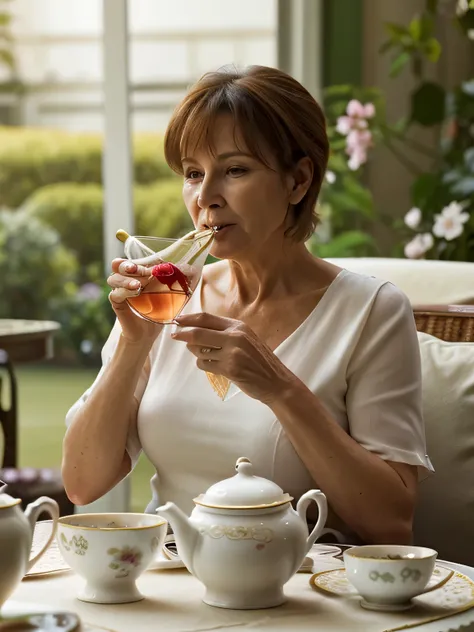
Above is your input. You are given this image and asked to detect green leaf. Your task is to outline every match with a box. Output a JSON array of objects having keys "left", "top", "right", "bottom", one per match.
[
  {"left": 392, "top": 117, "right": 410, "bottom": 134},
  {"left": 390, "top": 52, "right": 411, "bottom": 77},
  {"left": 411, "top": 82, "right": 446, "bottom": 126},
  {"left": 384, "top": 22, "right": 409, "bottom": 40},
  {"left": 423, "top": 38, "right": 441, "bottom": 62},
  {"left": 107, "top": 548, "right": 120, "bottom": 555},
  {"left": 342, "top": 176, "right": 374, "bottom": 217},
  {"left": 328, "top": 139, "right": 347, "bottom": 151},
  {"left": 327, "top": 152, "right": 350, "bottom": 172},
  {"left": 314, "top": 231, "right": 378, "bottom": 258},
  {"left": 451, "top": 177, "right": 474, "bottom": 196},
  {"left": 0, "top": 48, "right": 14, "bottom": 68},
  {"left": 409, "top": 17, "right": 422, "bottom": 41},
  {"left": 0, "top": 12, "right": 11, "bottom": 26},
  {"left": 411, "top": 173, "right": 438, "bottom": 206},
  {"left": 464, "top": 148, "right": 474, "bottom": 172},
  {"left": 323, "top": 84, "right": 353, "bottom": 98}
]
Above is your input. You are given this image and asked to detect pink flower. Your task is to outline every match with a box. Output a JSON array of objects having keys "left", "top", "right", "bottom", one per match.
[
  {"left": 346, "top": 129, "right": 373, "bottom": 170},
  {"left": 347, "top": 99, "right": 375, "bottom": 119},
  {"left": 336, "top": 100, "right": 375, "bottom": 171},
  {"left": 336, "top": 116, "right": 353, "bottom": 135}
]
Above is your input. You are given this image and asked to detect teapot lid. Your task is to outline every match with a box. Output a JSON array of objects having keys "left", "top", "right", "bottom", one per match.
[
  {"left": 0, "top": 482, "right": 20, "bottom": 509},
  {"left": 193, "top": 457, "right": 293, "bottom": 510}
]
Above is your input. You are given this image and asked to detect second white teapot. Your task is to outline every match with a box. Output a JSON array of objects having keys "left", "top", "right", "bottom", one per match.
[{"left": 157, "top": 457, "right": 327, "bottom": 609}]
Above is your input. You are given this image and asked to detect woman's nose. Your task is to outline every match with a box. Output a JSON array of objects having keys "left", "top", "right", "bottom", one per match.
[{"left": 197, "top": 177, "right": 225, "bottom": 210}]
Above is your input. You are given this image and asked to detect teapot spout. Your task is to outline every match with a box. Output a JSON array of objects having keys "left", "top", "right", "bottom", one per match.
[{"left": 156, "top": 502, "right": 199, "bottom": 575}]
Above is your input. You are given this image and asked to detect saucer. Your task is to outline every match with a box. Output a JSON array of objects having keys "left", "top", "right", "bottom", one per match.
[
  {"left": 310, "top": 564, "right": 454, "bottom": 611},
  {"left": 0, "top": 612, "right": 111, "bottom": 631}
]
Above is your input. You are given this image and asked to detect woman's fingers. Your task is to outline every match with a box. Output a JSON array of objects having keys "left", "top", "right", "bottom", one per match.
[
  {"left": 186, "top": 344, "right": 223, "bottom": 360},
  {"left": 109, "top": 286, "right": 140, "bottom": 305},
  {"left": 107, "top": 272, "right": 142, "bottom": 291},
  {"left": 111, "top": 258, "right": 152, "bottom": 277},
  {"left": 171, "top": 326, "right": 226, "bottom": 349}
]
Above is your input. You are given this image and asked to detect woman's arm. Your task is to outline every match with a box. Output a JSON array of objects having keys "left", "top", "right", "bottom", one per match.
[
  {"left": 268, "top": 285, "right": 423, "bottom": 544},
  {"left": 62, "top": 334, "right": 153, "bottom": 506},
  {"left": 63, "top": 257, "right": 162, "bottom": 506},
  {"left": 269, "top": 383, "right": 417, "bottom": 544}
]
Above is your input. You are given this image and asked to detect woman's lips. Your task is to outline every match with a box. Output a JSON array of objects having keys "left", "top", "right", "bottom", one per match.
[{"left": 212, "top": 224, "right": 234, "bottom": 237}]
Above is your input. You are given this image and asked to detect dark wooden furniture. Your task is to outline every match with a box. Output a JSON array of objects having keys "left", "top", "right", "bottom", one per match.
[{"left": 0, "top": 319, "right": 73, "bottom": 517}]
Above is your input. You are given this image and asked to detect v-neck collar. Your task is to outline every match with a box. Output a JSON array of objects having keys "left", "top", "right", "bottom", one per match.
[{"left": 189, "top": 267, "right": 349, "bottom": 355}]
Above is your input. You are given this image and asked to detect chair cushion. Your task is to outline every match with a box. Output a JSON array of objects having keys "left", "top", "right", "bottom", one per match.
[
  {"left": 414, "top": 332, "right": 474, "bottom": 565},
  {"left": 324, "top": 258, "right": 474, "bottom": 305}
]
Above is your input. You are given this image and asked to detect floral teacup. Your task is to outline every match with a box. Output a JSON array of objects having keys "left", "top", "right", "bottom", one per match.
[
  {"left": 57, "top": 513, "right": 167, "bottom": 603},
  {"left": 343, "top": 545, "right": 447, "bottom": 611}
]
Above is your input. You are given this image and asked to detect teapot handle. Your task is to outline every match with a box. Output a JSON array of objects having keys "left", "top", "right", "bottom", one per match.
[
  {"left": 296, "top": 490, "right": 328, "bottom": 554},
  {"left": 24, "top": 496, "right": 60, "bottom": 572}
]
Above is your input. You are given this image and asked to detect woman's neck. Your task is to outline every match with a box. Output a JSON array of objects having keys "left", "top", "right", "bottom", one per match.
[{"left": 227, "top": 241, "right": 320, "bottom": 306}]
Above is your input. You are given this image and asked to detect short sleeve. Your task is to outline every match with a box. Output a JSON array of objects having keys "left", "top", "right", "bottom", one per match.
[
  {"left": 65, "top": 320, "right": 150, "bottom": 469},
  {"left": 345, "top": 282, "right": 433, "bottom": 478}
]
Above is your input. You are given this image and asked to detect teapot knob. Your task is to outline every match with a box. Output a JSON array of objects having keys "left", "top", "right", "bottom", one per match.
[{"left": 235, "top": 457, "right": 254, "bottom": 476}]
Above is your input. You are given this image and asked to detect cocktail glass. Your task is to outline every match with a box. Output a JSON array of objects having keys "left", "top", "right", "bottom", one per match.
[{"left": 116, "top": 228, "right": 215, "bottom": 325}]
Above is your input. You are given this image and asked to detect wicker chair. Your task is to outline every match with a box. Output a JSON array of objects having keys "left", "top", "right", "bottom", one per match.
[{"left": 414, "top": 305, "right": 474, "bottom": 342}]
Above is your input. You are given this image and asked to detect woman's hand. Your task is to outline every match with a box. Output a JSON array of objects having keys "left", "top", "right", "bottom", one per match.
[
  {"left": 107, "top": 258, "right": 163, "bottom": 344},
  {"left": 171, "top": 312, "right": 297, "bottom": 404}
]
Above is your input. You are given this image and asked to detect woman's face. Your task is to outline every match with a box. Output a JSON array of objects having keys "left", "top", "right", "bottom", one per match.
[{"left": 181, "top": 114, "right": 298, "bottom": 261}]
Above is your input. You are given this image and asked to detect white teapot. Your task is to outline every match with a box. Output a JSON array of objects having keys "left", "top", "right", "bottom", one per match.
[
  {"left": 0, "top": 485, "right": 59, "bottom": 609},
  {"left": 157, "top": 457, "right": 328, "bottom": 610}
]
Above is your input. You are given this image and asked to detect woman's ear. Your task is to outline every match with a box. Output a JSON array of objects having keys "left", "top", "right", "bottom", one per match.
[{"left": 288, "top": 157, "right": 313, "bottom": 205}]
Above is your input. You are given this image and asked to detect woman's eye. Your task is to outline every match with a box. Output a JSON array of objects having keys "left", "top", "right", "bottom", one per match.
[
  {"left": 227, "top": 167, "right": 246, "bottom": 177},
  {"left": 186, "top": 170, "right": 202, "bottom": 180}
]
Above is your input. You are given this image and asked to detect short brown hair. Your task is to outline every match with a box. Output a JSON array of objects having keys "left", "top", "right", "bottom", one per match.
[{"left": 164, "top": 65, "right": 329, "bottom": 242}]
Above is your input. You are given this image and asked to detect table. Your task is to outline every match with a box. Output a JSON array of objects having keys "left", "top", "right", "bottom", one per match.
[
  {"left": 6, "top": 556, "right": 474, "bottom": 632},
  {"left": 0, "top": 319, "right": 60, "bottom": 467}
]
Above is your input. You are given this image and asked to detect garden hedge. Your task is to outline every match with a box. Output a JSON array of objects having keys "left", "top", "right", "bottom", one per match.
[{"left": 0, "top": 126, "right": 174, "bottom": 208}]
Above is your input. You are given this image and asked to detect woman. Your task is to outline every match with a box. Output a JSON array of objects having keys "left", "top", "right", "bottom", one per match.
[{"left": 62, "top": 65, "right": 432, "bottom": 545}]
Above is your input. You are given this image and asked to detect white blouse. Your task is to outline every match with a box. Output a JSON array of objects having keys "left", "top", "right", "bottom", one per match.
[{"left": 66, "top": 269, "right": 433, "bottom": 536}]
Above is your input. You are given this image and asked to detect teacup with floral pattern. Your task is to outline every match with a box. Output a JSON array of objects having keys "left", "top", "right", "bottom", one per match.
[
  {"left": 343, "top": 545, "right": 442, "bottom": 611},
  {"left": 57, "top": 512, "right": 167, "bottom": 603}
]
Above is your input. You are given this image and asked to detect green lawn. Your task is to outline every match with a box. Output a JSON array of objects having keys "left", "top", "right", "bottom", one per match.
[{"left": 13, "top": 365, "right": 154, "bottom": 512}]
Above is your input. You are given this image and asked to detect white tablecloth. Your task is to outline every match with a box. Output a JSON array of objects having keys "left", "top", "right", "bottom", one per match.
[{"left": 6, "top": 557, "right": 474, "bottom": 632}]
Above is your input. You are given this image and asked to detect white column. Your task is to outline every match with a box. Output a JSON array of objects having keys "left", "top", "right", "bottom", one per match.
[
  {"left": 277, "top": 0, "right": 324, "bottom": 102},
  {"left": 77, "top": 0, "right": 133, "bottom": 515},
  {"left": 102, "top": 0, "right": 134, "bottom": 266}
]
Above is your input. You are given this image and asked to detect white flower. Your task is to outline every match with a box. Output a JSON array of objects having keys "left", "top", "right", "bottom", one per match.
[
  {"left": 404, "top": 207, "right": 422, "bottom": 229},
  {"left": 404, "top": 233, "right": 434, "bottom": 259},
  {"left": 432, "top": 201, "right": 469, "bottom": 241},
  {"left": 468, "top": 29, "right": 474, "bottom": 41},
  {"left": 456, "top": 0, "right": 469, "bottom": 15},
  {"left": 80, "top": 340, "right": 93, "bottom": 354},
  {"left": 325, "top": 170, "right": 336, "bottom": 184}
]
